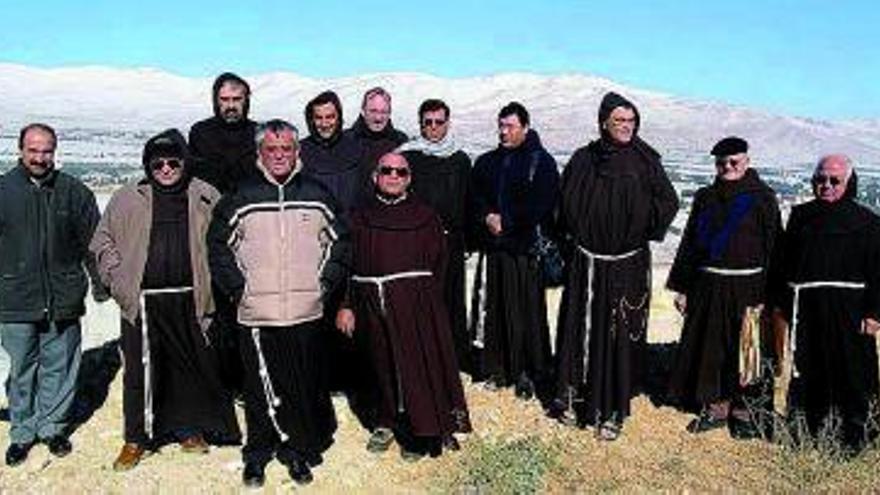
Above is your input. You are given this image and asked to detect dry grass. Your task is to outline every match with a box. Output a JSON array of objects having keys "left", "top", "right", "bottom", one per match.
[
  {"left": 0, "top": 265, "right": 878, "bottom": 491},
  {"left": 1, "top": 357, "right": 878, "bottom": 492}
]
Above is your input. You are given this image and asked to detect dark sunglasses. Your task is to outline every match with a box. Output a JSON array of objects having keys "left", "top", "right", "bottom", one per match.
[
  {"left": 715, "top": 157, "right": 744, "bottom": 168},
  {"left": 812, "top": 174, "right": 842, "bottom": 187},
  {"left": 150, "top": 158, "right": 183, "bottom": 171},
  {"left": 377, "top": 166, "right": 411, "bottom": 178},
  {"left": 421, "top": 118, "right": 447, "bottom": 127}
]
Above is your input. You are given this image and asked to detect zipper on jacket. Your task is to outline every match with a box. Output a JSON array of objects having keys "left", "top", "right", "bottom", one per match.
[
  {"left": 37, "top": 184, "right": 53, "bottom": 319},
  {"left": 278, "top": 183, "right": 287, "bottom": 319}
]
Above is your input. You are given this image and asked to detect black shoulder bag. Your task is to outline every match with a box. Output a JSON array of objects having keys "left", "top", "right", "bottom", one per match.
[{"left": 528, "top": 151, "right": 565, "bottom": 288}]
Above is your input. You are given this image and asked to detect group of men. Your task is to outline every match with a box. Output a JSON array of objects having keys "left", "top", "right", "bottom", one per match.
[{"left": 1, "top": 71, "right": 878, "bottom": 488}]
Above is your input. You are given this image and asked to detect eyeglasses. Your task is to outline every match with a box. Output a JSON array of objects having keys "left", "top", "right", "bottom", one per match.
[
  {"left": 377, "top": 166, "right": 411, "bottom": 178},
  {"left": 610, "top": 116, "right": 636, "bottom": 126},
  {"left": 422, "top": 118, "right": 447, "bottom": 127},
  {"left": 715, "top": 157, "right": 744, "bottom": 168},
  {"left": 812, "top": 174, "right": 842, "bottom": 187},
  {"left": 150, "top": 158, "right": 182, "bottom": 171}
]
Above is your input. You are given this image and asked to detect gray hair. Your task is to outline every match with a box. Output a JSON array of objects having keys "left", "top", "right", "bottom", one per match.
[
  {"left": 361, "top": 86, "right": 392, "bottom": 109},
  {"left": 254, "top": 119, "right": 299, "bottom": 149},
  {"left": 815, "top": 154, "right": 853, "bottom": 181}
]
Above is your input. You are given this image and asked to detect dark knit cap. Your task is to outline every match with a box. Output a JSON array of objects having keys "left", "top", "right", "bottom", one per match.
[{"left": 711, "top": 136, "right": 748, "bottom": 157}]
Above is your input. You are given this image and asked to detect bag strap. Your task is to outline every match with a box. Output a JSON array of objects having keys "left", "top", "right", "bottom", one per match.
[
  {"left": 528, "top": 150, "right": 546, "bottom": 240},
  {"left": 527, "top": 150, "right": 541, "bottom": 183}
]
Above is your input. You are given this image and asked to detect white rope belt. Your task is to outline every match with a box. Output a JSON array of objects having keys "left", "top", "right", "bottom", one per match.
[
  {"left": 577, "top": 245, "right": 643, "bottom": 383},
  {"left": 788, "top": 280, "right": 866, "bottom": 377},
  {"left": 352, "top": 270, "right": 431, "bottom": 414},
  {"left": 251, "top": 328, "right": 289, "bottom": 442},
  {"left": 700, "top": 266, "right": 764, "bottom": 276},
  {"left": 473, "top": 257, "right": 489, "bottom": 349},
  {"left": 352, "top": 271, "right": 433, "bottom": 315},
  {"left": 139, "top": 286, "right": 193, "bottom": 438}
]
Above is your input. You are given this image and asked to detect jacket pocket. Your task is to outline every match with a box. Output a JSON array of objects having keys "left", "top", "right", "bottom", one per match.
[
  {"left": 0, "top": 273, "right": 42, "bottom": 312},
  {"left": 51, "top": 268, "right": 88, "bottom": 306}
]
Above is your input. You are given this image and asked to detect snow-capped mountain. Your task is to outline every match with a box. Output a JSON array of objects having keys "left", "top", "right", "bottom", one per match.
[{"left": 1, "top": 63, "right": 879, "bottom": 167}]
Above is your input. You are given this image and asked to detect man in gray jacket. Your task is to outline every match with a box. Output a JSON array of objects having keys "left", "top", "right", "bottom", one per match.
[{"left": 0, "top": 123, "right": 103, "bottom": 466}]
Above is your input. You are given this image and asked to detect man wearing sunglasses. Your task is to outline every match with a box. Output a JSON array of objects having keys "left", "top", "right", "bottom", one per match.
[
  {"left": 667, "top": 136, "right": 781, "bottom": 439},
  {"left": 398, "top": 99, "right": 473, "bottom": 375},
  {"left": 336, "top": 152, "right": 471, "bottom": 461},
  {"left": 769, "top": 154, "right": 880, "bottom": 454},
  {"left": 0, "top": 123, "right": 104, "bottom": 466},
  {"left": 91, "top": 129, "right": 241, "bottom": 471}
]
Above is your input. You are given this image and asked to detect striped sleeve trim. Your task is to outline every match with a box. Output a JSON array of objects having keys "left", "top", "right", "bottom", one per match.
[{"left": 228, "top": 200, "right": 337, "bottom": 229}]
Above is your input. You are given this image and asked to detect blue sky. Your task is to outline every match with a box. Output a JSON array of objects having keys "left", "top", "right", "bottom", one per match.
[{"left": 2, "top": 0, "right": 878, "bottom": 119}]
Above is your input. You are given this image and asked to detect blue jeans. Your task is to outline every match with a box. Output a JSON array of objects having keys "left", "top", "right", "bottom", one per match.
[{"left": 1, "top": 319, "right": 81, "bottom": 444}]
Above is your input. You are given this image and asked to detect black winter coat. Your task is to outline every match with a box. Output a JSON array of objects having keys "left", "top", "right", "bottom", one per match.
[{"left": 0, "top": 166, "right": 101, "bottom": 321}]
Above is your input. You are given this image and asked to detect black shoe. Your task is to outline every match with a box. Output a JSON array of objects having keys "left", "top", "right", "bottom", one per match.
[
  {"left": 514, "top": 375, "right": 535, "bottom": 401},
  {"left": 366, "top": 427, "right": 394, "bottom": 453},
  {"left": 442, "top": 435, "right": 460, "bottom": 452},
  {"left": 400, "top": 448, "right": 425, "bottom": 463},
  {"left": 549, "top": 399, "right": 578, "bottom": 427},
  {"left": 287, "top": 458, "right": 313, "bottom": 485},
  {"left": 45, "top": 436, "right": 72, "bottom": 457},
  {"left": 482, "top": 374, "right": 508, "bottom": 391},
  {"left": 242, "top": 462, "right": 265, "bottom": 488},
  {"left": 304, "top": 451, "right": 323, "bottom": 467},
  {"left": 686, "top": 412, "right": 727, "bottom": 434},
  {"left": 729, "top": 415, "right": 762, "bottom": 440},
  {"left": 6, "top": 442, "right": 33, "bottom": 467}
]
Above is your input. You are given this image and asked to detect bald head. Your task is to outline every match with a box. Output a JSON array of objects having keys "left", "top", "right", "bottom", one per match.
[
  {"left": 813, "top": 154, "right": 853, "bottom": 203},
  {"left": 373, "top": 152, "right": 411, "bottom": 198},
  {"left": 377, "top": 152, "right": 407, "bottom": 169}
]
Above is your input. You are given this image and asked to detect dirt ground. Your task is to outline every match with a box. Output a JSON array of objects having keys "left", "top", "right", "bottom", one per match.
[{"left": 1, "top": 267, "right": 878, "bottom": 492}]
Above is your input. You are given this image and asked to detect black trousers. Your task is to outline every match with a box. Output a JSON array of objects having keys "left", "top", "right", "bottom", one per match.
[{"left": 239, "top": 321, "right": 336, "bottom": 466}]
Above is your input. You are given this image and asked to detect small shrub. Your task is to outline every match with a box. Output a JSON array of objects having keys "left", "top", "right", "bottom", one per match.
[{"left": 446, "top": 436, "right": 560, "bottom": 494}]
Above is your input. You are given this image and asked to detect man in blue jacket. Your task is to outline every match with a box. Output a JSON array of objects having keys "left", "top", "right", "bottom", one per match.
[{"left": 0, "top": 123, "right": 103, "bottom": 466}]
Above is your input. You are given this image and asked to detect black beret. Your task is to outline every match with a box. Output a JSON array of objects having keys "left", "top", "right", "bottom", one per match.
[{"left": 711, "top": 136, "right": 748, "bottom": 157}]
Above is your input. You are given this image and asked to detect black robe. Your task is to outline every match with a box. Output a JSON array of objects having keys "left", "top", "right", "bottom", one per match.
[
  {"left": 346, "top": 116, "right": 408, "bottom": 170},
  {"left": 402, "top": 149, "right": 472, "bottom": 373},
  {"left": 188, "top": 116, "right": 258, "bottom": 394},
  {"left": 771, "top": 194, "right": 880, "bottom": 448},
  {"left": 345, "top": 116, "right": 408, "bottom": 205},
  {"left": 301, "top": 132, "right": 367, "bottom": 214},
  {"left": 124, "top": 186, "right": 240, "bottom": 444},
  {"left": 347, "top": 196, "right": 471, "bottom": 441},
  {"left": 300, "top": 130, "right": 370, "bottom": 400},
  {"left": 470, "top": 130, "right": 559, "bottom": 385},
  {"left": 666, "top": 169, "right": 781, "bottom": 408},
  {"left": 554, "top": 135, "right": 678, "bottom": 425},
  {"left": 188, "top": 116, "right": 257, "bottom": 195}
]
